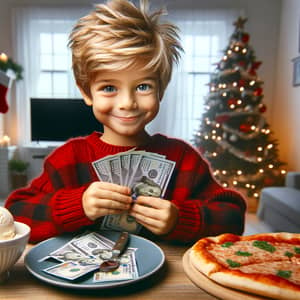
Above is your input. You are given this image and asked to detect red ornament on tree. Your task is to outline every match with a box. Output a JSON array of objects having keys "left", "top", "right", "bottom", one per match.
[
  {"left": 264, "top": 177, "right": 274, "bottom": 186},
  {"left": 238, "top": 79, "right": 246, "bottom": 87},
  {"left": 227, "top": 98, "right": 237, "bottom": 106},
  {"left": 253, "top": 87, "right": 263, "bottom": 96},
  {"left": 249, "top": 61, "right": 262, "bottom": 76},
  {"left": 242, "top": 33, "right": 250, "bottom": 43},
  {"left": 259, "top": 104, "right": 267, "bottom": 113},
  {"left": 239, "top": 123, "right": 252, "bottom": 133}
]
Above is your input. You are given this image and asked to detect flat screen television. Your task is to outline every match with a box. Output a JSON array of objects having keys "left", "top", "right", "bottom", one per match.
[{"left": 30, "top": 98, "right": 103, "bottom": 142}]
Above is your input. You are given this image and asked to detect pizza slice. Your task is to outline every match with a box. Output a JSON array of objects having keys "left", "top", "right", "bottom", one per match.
[{"left": 189, "top": 232, "right": 300, "bottom": 300}]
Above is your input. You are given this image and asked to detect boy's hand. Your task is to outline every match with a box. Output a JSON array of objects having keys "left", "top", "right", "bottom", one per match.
[
  {"left": 82, "top": 182, "right": 132, "bottom": 221},
  {"left": 129, "top": 196, "right": 179, "bottom": 236}
]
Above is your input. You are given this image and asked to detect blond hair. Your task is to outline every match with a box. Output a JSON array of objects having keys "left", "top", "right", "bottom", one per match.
[{"left": 69, "top": 0, "right": 182, "bottom": 99}]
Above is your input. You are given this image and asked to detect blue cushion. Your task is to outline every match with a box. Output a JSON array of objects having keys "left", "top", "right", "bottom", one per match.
[{"left": 258, "top": 187, "right": 300, "bottom": 232}]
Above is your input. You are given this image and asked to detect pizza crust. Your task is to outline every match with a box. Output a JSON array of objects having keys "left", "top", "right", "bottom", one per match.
[
  {"left": 190, "top": 238, "right": 221, "bottom": 276},
  {"left": 211, "top": 270, "right": 300, "bottom": 300},
  {"left": 189, "top": 232, "right": 300, "bottom": 300}
]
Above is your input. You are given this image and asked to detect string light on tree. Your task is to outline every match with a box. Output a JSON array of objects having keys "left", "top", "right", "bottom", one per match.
[{"left": 192, "top": 17, "right": 286, "bottom": 212}]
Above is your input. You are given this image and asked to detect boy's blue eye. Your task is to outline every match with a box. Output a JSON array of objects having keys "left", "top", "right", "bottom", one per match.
[
  {"left": 137, "top": 84, "right": 151, "bottom": 92},
  {"left": 103, "top": 85, "right": 117, "bottom": 93}
]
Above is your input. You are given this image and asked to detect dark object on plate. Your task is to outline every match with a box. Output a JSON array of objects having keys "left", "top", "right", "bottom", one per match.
[{"left": 99, "top": 231, "right": 129, "bottom": 272}]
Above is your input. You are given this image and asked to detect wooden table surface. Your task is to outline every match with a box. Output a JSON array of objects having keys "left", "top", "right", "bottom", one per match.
[{"left": 0, "top": 242, "right": 218, "bottom": 300}]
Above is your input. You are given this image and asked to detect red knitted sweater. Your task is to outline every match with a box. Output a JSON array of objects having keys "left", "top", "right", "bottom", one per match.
[{"left": 5, "top": 132, "right": 246, "bottom": 243}]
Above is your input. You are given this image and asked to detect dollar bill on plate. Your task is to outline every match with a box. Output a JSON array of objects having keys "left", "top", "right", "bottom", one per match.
[
  {"left": 92, "top": 150, "right": 175, "bottom": 233},
  {"left": 42, "top": 232, "right": 114, "bottom": 264},
  {"left": 43, "top": 261, "right": 99, "bottom": 281}
]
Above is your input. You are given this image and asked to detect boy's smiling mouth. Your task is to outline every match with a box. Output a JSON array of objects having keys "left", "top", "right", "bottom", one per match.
[{"left": 112, "top": 115, "right": 140, "bottom": 122}]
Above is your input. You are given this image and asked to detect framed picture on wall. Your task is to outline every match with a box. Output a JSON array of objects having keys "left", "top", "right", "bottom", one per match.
[{"left": 292, "top": 56, "right": 300, "bottom": 86}]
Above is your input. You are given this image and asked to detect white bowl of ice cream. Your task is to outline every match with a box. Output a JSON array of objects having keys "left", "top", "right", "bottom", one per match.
[{"left": 0, "top": 207, "right": 30, "bottom": 283}]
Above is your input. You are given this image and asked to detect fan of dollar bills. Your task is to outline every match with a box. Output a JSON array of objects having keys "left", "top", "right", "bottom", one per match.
[{"left": 92, "top": 149, "right": 176, "bottom": 233}]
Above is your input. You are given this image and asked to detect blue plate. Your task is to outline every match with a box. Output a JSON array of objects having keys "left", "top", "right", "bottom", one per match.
[{"left": 24, "top": 231, "right": 165, "bottom": 289}]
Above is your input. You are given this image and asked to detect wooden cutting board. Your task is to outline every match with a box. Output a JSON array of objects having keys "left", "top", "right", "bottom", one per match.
[{"left": 182, "top": 249, "right": 271, "bottom": 300}]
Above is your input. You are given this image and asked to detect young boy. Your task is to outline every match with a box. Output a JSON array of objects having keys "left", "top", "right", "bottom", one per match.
[{"left": 5, "top": 0, "right": 246, "bottom": 243}]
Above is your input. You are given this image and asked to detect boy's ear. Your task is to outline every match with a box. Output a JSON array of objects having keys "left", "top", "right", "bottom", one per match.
[{"left": 77, "top": 85, "right": 93, "bottom": 106}]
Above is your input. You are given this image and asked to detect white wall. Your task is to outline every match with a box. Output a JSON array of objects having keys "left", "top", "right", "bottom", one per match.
[
  {"left": 273, "top": 0, "right": 300, "bottom": 170},
  {"left": 0, "top": 0, "right": 283, "bottom": 154}
]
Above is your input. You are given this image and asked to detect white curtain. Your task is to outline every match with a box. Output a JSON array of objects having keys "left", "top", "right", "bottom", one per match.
[
  {"left": 147, "top": 9, "right": 242, "bottom": 143},
  {"left": 12, "top": 6, "right": 90, "bottom": 146}
]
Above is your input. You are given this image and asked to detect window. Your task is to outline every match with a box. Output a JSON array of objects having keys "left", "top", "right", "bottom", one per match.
[{"left": 32, "top": 19, "right": 81, "bottom": 98}]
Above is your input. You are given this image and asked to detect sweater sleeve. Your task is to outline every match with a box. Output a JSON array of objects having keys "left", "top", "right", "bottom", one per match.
[
  {"left": 162, "top": 144, "right": 247, "bottom": 243},
  {"left": 5, "top": 143, "right": 94, "bottom": 243}
]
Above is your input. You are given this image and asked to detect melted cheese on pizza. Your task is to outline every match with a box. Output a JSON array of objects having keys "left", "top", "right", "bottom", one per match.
[
  {"left": 239, "top": 260, "right": 300, "bottom": 285},
  {"left": 208, "top": 241, "right": 300, "bottom": 267}
]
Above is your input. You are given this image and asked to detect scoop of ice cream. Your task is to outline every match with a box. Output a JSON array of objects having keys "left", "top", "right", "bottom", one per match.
[{"left": 0, "top": 207, "right": 16, "bottom": 240}]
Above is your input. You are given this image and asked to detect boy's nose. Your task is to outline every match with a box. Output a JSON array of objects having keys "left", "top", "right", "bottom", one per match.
[{"left": 118, "top": 91, "right": 137, "bottom": 110}]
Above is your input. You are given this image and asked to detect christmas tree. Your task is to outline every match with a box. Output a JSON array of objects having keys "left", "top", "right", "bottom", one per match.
[{"left": 193, "top": 17, "right": 286, "bottom": 211}]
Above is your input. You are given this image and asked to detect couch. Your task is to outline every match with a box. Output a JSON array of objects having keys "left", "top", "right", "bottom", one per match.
[{"left": 257, "top": 172, "right": 300, "bottom": 233}]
